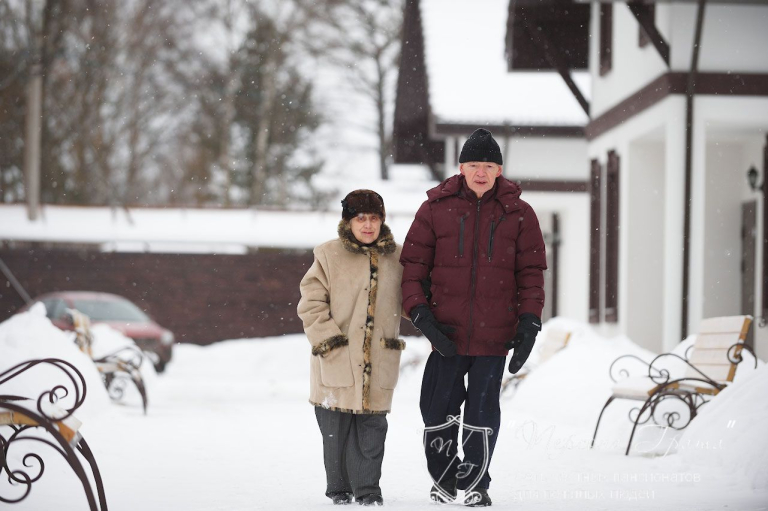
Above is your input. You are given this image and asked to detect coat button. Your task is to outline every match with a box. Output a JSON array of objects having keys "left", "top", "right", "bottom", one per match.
[
  {"left": 432, "top": 302, "right": 437, "bottom": 307},
  {"left": 508, "top": 306, "right": 513, "bottom": 312}
]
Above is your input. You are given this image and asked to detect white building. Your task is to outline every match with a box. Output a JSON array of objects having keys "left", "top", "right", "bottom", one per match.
[{"left": 393, "top": 0, "right": 768, "bottom": 359}]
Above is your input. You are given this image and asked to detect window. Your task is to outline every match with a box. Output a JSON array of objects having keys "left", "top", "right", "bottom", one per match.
[
  {"left": 72, "top": 298, "right": 150, "bottom": 322},
  {"left": 42, "top": 298, "right": 67, "bottom": 320}
]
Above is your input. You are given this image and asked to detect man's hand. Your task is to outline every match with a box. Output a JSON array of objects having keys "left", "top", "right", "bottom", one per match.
[
  {"left": 505, "top": 313, "right": 541, "bottom": 374},
  {"left": 411, "top": 304, "right": 457, "bottom": 357}
]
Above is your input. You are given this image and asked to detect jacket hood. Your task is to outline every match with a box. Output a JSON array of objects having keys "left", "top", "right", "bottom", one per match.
[
  {"left": 337, "top": 220, "right": 397, "bottom": 255},
  {"left": 426, "top": 175, "right": 524, "bottom": 213}
]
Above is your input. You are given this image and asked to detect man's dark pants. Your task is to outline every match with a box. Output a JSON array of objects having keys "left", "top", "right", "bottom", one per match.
[{"left": 420, "top": 352, "right": 505, "bottom": 491}]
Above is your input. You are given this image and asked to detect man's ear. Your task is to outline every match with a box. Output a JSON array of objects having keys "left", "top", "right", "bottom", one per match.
[
  {"left": 496, "top": 166, "right": 503, "bottom": 176},
  {"left": 459, "top": 164, "right": 465, "bottom": 176}
]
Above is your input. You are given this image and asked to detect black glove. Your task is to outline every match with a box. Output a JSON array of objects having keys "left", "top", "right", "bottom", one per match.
[
  {"left": 505, "top": 313, "right": 541, "bottom": 374},
  {"left": 411, "top": 304, "right": 457, "bottom": 357}
]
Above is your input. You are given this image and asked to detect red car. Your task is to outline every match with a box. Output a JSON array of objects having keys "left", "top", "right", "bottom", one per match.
[{"left": 27, "top": 291, "right": 174, "bottom": 373}]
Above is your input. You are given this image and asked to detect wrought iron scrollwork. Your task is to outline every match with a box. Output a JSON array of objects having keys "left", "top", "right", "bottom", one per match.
[
  {"left": 594, "top": 334, "right": 756, "bottom": 456},
  {"left": 0, "top": 358, "right": 86, "bottom": 423},
  {"left": 94, "top": 346, "right": 148, "bottom": 414},
  {"left": 0, "top": 358, "right": 108, "bottom": 510}
]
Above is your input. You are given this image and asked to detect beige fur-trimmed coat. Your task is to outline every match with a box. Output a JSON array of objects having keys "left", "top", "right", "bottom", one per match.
[{"left": 298, "top": 221, "right": 405, "bottom": 414}]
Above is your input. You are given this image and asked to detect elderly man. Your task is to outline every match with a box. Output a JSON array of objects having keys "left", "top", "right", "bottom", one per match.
[{"left": 400, "top": 128, "right": 547, "bottom": 507}]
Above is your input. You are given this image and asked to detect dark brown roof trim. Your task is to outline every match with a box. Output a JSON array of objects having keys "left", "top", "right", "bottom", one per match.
[
  {"left": 586, "top": 72, "right": 768, "bottom": 140},
  {"left": 514, "top": 179, "right": 588, "bottom": 193},
  {"left": 434, "top": 122, "right": 584, "bottom": 138},
  {"left": 628, "top": 1, "right": 669, "bottom": 66}
]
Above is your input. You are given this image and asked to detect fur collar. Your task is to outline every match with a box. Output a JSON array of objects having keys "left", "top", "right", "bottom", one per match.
[{"left": 338, "top": 220, "right": 397, "bottom": 255}]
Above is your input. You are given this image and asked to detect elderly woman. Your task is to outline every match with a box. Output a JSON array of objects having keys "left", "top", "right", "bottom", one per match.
[{"left": 298, "top": 190, "right": 405, "bottom": 506}]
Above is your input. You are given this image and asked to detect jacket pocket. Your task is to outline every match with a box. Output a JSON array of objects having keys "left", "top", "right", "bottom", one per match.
[
  {"left": 376, "top": 338, "right": 405, "bottom": 390},
  {"left": 459, "top": 213, "right": 470, "bottom": 257},
  {"left": 488, "top": 215, "right": 506, "bottom": 262},
  {"left": 313, "top": 335, "right": 354, "bottom": 388}
]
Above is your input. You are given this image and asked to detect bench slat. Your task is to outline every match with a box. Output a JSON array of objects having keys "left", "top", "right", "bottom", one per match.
[
  {"left": 683, "top": 363, "right": 735, "bottom": 383},
  {"left": 687, "top": 348, "right": 739, "bottom": 365},
  {"left": 0, "top": 409, "right": 82, "bottom": 445},
  {"left": 695, "top": 332, "right": 744, "bottom": 349},
  {"left": 698, "top": 315, "right": 752, "bottom": 335}
]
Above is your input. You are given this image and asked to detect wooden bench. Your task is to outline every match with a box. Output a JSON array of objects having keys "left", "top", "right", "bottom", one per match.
[
  {"left": 590, "top": 315, "right": 756, "bottom": 455},
  {"left": 501, "top": 327, "right": 572, "bottom": 395},
  {"left": 0, "top": 358, "right": 108, "bottom": 510},
  {"left": 67, "top": 309, "right": 148, "bottom": 414}
]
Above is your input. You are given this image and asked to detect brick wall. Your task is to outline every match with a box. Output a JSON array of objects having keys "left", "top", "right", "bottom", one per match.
[{"left": 0, "top": 247, "right": 418, "bottom": 344}]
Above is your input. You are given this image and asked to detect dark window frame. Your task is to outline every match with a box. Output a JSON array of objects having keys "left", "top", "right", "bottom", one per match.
[
  {"left": 604, "top": 150, "right": 620, "bottom": 323},
  {"left": 589, "top": 159, "right": 602, "bottom": 324},
  {"left": 599, "top": 3, "right": 613, "bottom": 76}
]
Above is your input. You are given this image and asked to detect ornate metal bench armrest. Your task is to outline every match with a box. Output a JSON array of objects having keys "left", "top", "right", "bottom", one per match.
[
  {"left": 608, "top": 354, "right": 664, "bottom": 383},
  {"left": 648, "top": 352, "right": 724, "bottom": 389},
  {"left": 0, "top": 359, "right": 87, "bottom": 422},
  {"left": 93, "top": 346, "right": 145, "bottom": 372}
]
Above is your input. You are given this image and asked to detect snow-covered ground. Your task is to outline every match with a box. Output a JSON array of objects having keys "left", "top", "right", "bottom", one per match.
[{"left": 2, "top": 307, "right": 767, "bottom": 510}]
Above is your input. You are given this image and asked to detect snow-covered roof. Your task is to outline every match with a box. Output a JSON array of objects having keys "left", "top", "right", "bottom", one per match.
[
  {"left": 0, "top": 202, "right": 422, "bottom": 253},
  {"left": 420, "top": 0, "right": 590, "bottom": 127}
]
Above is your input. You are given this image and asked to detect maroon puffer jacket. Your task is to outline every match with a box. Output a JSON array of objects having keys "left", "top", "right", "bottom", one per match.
[{"left": 400, "top": 174, "right": 547, "bottom": 356}]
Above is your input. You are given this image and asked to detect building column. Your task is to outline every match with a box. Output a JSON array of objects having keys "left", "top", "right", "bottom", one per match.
[
  {"left": 662, "top": 98, "right": 687, "bottom": 352},
  {"left": 687, "top": 108, "right": 708, "bottom": 337}
]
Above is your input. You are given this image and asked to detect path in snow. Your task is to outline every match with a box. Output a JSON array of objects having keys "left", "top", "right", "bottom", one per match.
[{"left": 8, "top": 335, "right": 768, "bottom": 510}]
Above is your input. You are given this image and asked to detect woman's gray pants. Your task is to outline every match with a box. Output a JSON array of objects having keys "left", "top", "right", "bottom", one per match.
[{"left": 314, "top": 407, "right": 388, "bottom": 499}]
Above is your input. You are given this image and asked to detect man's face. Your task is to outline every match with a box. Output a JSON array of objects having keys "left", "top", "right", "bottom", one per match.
[
  {"left": 460, "top": 161, "right": 503, "bottom": 198},
  {"left": 350, "top": 213, "right": 382, "bottom": 244}
]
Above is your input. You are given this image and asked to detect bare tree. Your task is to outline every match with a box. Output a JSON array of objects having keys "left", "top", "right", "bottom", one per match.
[
  {"left": 0, "top": 0, "right": 330, "bottom": 208},
  {"left": 301, "top": 0, "right": 403, "bottom": 180}
]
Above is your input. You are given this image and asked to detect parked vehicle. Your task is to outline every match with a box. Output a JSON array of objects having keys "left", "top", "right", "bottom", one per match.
[{"left": 26, "top": 291, "right": 174, "bottom": 373}]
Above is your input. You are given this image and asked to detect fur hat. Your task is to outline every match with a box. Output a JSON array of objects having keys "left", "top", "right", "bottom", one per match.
[
  {"left": 341, "top": 189, "right": 386, "bottom": 221},
  {"left": 459, "top": 128, "right": 503, "bottom": 165}
]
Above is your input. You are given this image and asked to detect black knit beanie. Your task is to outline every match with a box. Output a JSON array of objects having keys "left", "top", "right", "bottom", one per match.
[
  {"left": 459, "top": 128, "right": 503, "bottom": 165},
  {"left": 341, "top": 189, "right": 386, "bottom": 221}
]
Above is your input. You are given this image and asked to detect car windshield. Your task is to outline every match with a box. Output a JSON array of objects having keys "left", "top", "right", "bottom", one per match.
[{"left": 72, "top": 298, "right": 150, "bottom": 322}]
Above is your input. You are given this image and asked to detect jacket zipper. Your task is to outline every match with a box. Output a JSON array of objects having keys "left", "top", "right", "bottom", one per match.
[
  {"left": 488, "top": 215, "right": 506, "bottom": 262},
  {"left": 459, "top": 213, "right": 469, "bottom": 257},
  {"left": 466, "top": 199, "right": 482, "bottom": 355}
]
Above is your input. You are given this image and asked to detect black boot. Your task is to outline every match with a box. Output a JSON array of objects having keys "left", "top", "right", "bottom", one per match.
[
  {"left": 328, "top": 492, "right": 353, "bottom": 505},
  {"left": 464, "top": 488, "right": 492, "bottom": 507},
  {"left": 356, "top": 493, "right": 384, "bottom": 506},
  {"left": 429, "top": 479, "right": 457, "bottom": 503}
]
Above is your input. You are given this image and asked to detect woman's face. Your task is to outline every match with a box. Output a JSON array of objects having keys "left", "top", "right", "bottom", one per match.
[{"left": 350, "top": 213, "right": 382, "bottom": 245}]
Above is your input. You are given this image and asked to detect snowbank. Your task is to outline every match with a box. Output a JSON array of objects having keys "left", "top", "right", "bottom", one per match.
[
  {"left": 0, "top": 303, "right": 111, "bottom": 419},
  {"left": 507, "top": 317, "right": 765, "bottom": 457},
  {"left": 677, "top": 363, "right": 768, "bottom": 489}
]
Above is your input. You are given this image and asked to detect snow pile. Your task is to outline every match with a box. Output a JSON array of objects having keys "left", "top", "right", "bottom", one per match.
[
  {"left": 0, "top": 303, "right": 111, "bottom": 419},
  {"left": 677, "top": 363, "right": 768, "bottom": 489},
  {"left": 511, "top": 317, "right": 658, "bottom": 426},
  {"left": 508, "top": 317, "right": 765, "bottom": 456}
]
